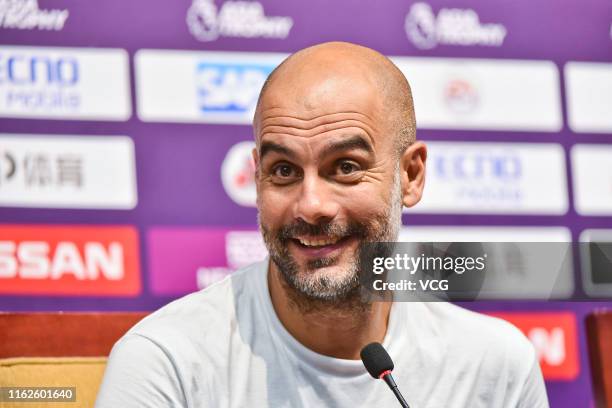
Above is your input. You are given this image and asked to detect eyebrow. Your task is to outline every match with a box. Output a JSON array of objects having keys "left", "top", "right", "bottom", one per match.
[
  {"left": 260, "top": 141, "right": 297, "bottom": 161},
  {"left": 259, "top": 135, "right": 374, "bottom": 162},
  {"left": 321, "top": 135, "right": 374, "bottom": 157}
]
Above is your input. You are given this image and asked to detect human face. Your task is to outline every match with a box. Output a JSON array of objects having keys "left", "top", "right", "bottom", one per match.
[{"left": 254, "top": 75, "right": 402, "bottom": 302}]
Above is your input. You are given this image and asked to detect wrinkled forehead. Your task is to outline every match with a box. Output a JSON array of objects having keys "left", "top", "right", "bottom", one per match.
[{"left": 254, "top": 69, "right": 387, "bottom": 147}]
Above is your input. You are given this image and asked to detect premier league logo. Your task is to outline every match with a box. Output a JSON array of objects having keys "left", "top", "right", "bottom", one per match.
[
  {"left": 404, "top": 2, "right": 507, "bottom": 49},
  {"left": 186, "top": 0, "right": 220, "bottom": 42},
  {"left": 404, "top": 2, "right": 437, "bottom": 50},
  {"left": 186, "top": 0, "right": 293, "bottom": 42}
]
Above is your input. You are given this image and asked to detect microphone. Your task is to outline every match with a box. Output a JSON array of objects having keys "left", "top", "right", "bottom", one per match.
[{"left": 360, "top": 342, "right": 410, "bottom": 408}]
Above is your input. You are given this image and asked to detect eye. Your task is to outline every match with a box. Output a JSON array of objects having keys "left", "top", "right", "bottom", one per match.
[
  {"left": 269, "top": 162, "right": 300, "bottom": 185},
  {"left": 274, "top": 163, "right": 295, "bottom": 178},
  {"left": 337, "top": 160, "right": 360, "bottom": 175}
]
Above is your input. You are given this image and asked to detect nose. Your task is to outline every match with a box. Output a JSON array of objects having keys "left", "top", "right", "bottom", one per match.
[{"left": 293, "top": 170, "right": 340, "bottom": 225}]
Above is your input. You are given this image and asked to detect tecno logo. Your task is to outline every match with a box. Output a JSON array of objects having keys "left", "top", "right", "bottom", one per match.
[
  {"left": 0, "top": 54, "right": 78, "bottom": 85},
  {"left": 0, "top": 46, "right": 131, "bottom": 121},
  {"left": 433, "top": 152, "right": 522, "bottom": 181},
  {"left": 0, "top": 225, "right": 141, "bottom": 296},
  {"left": 490, "top": 312, "right": 579, "bottom": 380},
  {"left": 432, "top": 150, "right": 523, "bottom": 205},
  {"left": 405, "top": 2, "right": 507, "bottom": 50},
  {"left": 0, "top": 52, "right": 80, "bottom": 112},
  {"left": 409, "top": 142, "right": 568, "bottom": 215}
]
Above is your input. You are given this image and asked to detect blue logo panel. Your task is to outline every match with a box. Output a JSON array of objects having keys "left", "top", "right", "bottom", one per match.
[{"left": 196, "top": 62, "right": 274, "bottom": 114}]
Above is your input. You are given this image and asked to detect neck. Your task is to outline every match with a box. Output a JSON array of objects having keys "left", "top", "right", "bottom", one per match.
[{"left": 267, "top": 259, "right": 392, "bottom": 360}]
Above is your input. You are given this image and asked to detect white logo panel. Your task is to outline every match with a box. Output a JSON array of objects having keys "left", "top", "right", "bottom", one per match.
[
  {"left": 398, "top": 226, "right": 573, "bottom": 299},
  {"left": 565, "top": 62, "right": 612, "bottom": 133},
  {"left": 406, "top": 141, "right": 568, "bottom": 214},
  {"left": 0, "top": 134, "right": 137, "bottom": 209},
  {"left": 391, "top": 57, "right": 562, "bottom": 131},
  {"left": 399, "top": 226, "right": 571, "bottom": 242},
  {"left": 135, "top": 50, "right": 286, "bottom": 124},
  {"left": 0, "top": 46, "right": 131, "bottom": 120},
  {"left": 571, "top": 144, "right": 612, "bottom": 215}
]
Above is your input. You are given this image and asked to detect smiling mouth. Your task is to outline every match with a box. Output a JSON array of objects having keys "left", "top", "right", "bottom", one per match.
[
  {"left": 289, "top": 235, "right": 354, "bottom": 257},
  {"left": 294, "top": 235, "right": 346, "bottom": 247}
]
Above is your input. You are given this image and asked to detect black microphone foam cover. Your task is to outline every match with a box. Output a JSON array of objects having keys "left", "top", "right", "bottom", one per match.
[{"left": 360, "top": 342, "right": 394, "bottom": 378}]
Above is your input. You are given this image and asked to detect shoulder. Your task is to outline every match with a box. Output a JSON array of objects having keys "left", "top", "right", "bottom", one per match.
[
  {"left": 118, "top": 260, "right": 266, "bottom": 358},
  {"left": 98, "top": 262, "right": 267, "bottom": 407},
  {"left": 427, "top": 303, "right": 548, "bottom": 406},
  {"left": 398, "top": 302, "right": 547, "bottom": 406},
  {"left": 418, "top": 302, "right": 536, "bottom": 371},
  {"left": 427, "top": 302, "right": 531, "bottom": 342}
]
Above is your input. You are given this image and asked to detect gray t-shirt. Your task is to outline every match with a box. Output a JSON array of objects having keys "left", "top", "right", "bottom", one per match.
[{"left": 95, "top": 259, "right": 549, "bottom": 407}]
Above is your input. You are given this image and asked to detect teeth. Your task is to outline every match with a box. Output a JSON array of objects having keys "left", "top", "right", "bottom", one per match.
[{"left": 298, "top": 236, "right": 341, "bottom": 247}]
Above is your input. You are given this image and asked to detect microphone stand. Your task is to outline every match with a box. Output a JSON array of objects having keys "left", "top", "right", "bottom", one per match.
[{"left": 381, "top": 371, "right": 410, "bottom": 408}]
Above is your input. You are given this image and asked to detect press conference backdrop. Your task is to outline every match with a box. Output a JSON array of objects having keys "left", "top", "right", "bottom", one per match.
[{"left": 0, "top": 0, "right": 611, "bottom": 405}]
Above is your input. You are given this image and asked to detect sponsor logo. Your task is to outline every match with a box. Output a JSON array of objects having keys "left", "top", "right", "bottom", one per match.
[
  {"left": 443, "top": 78, "right": 479, "bottom": 114},
  {"left": 390, "top": 57, "right": 562, "bottom": 131},
  {"left": 434, "top": 150, "right": 522, "bottom": 184},
  {"left": 0, "top": 225, "right": 141, "bottom": 296},
  {"left": 571, "top": 145, "right": 612, "bottom": 215},
  {"left": 0, "top": 0, "right": 69, "bottom": 31},
  {"left": 148, "top": 227, "right": 267, "bottom": 295},
  {"left": 490, "top": 312, "right": 579, "bottom": 380},
  {"left": 565, "top": 62, "right": 612, "bottom": 133},
  {"left": 407, "top": 142, "right": 567, "bottom": 214},
  {"left": 405, "top": 2, "right": 507, "bottom": 50},
  {"left": 196, "top": 230, "right": 267, "bottom": 287},
  {"left": 135, "top": 50, "right": 284, "bottom": 124},
  {"left": 225, "top": 230, "right": 267, "bottom": 268},
  {"left": 0, "top": 135, "right": 137, "bottom": 209},
  {"left": 196, "top": 62, "right": 273, "bottom": 115},
  {"left": 187, "top": 0, "right": 293, "bottom": 42},
  {"left": 0, "top": 52, "right": 80, "bottom": 112},
  {"left": 221, "top": 141, "right": 256, "bottom": 207},
  {"left": 1, "top": 145, "right": 83, "bottom": 187},
  {"left": 0, "top": 46, "right": 131, "bottom": 120}
]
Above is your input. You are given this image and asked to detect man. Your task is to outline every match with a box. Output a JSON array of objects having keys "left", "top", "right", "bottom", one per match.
[{"left": 96, "top": 42, "right": 548, "bottom": 407}]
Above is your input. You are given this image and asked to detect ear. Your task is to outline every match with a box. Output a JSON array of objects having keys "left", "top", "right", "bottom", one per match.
[{"left": 399, "top": 141, "right": 427, "bottom": 208}]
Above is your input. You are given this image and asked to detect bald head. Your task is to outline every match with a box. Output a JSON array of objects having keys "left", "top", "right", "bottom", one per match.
[{"left": 254, "top": 41, "right": 416, "bottom": 156}]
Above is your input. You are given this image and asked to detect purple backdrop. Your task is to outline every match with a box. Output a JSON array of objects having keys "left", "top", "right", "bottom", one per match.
[{"left": 1, "top": 0, "right": 612, "bottom": 406}]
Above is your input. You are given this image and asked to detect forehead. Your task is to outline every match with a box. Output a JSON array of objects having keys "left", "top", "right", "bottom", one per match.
[
  {"left": 262, "top": 67, "right": 383, "bottom": 113},
  {"left": 255, "top": 70, "right": 388, "bottom": 148}
]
